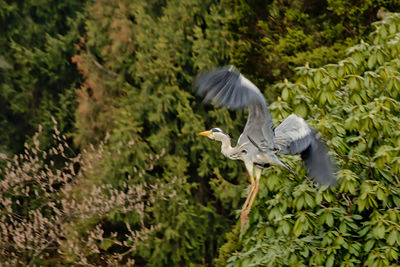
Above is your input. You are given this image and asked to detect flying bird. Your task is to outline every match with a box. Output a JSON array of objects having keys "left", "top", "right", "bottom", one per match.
[{"left": 195, "top": 66, "right": 336, "bottom": 229}]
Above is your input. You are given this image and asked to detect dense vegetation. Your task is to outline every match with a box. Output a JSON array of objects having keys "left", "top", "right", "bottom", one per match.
[{"left": 1, "top": 0, "right": 400, "bottom": 266}]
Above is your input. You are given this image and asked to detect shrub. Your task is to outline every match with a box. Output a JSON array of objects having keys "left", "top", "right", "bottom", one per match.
[
  {"left": 0, "top": 123, "right": 168, "bottom": 265},
  {"left": 217, "top": 12, "right": 400, "bottom": 266}
]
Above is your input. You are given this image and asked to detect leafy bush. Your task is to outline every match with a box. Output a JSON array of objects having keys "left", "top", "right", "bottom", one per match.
[
  {"left": 223, "top": 0, "right": 400, "bottom": 91},
  {"left": 0, "top": 123, "right": 167, "bottom": 265},
  {"left": 217, "top": 12, "right": 400, "bottom": 266}
]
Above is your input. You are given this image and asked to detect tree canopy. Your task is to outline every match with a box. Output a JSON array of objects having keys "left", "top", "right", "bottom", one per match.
[{"left": 1, "top": 0, "right": 400, "bottom": 266}]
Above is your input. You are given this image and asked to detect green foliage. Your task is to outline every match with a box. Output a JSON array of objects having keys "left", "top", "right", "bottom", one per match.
[
  {"left": 0, "top": 0, "right": 85, "bottom": 154},
  {"left": 71, "top": 0, "right": 239, "bottom": 265},
  {"left": 2, "top": 0, "right": 400, "bottom": 265},
  {"left": 222, "top": 0, "right": 400, "bottom": 95},
  {"left": 218, "top": 13, "right": 400, "bottom": 266}
]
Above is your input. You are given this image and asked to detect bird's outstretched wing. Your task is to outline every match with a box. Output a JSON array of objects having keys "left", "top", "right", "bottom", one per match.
[
  {"left": 274, "top": 114, "right": 336, "bottom": 186},
  {"left": 195, "top": 66, "right": 274, "bottom": 149}
]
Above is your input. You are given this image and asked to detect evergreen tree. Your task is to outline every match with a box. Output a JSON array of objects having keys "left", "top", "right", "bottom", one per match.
[
  {"left": 70, "top": 0, "right": 238, "bottom": 265},
  {"left": 0, "top": 0, "right": 85, "bottom": 154}
]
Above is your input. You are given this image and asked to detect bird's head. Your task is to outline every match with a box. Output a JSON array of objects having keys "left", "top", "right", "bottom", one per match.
[{"left": 199, "top": 128, "right": 229, "bottom": 142}]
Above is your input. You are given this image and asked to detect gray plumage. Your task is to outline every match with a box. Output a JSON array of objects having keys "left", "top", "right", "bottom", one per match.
[
  {"left": 274, "top": 114, "right": 336, "bottom": 185},
  {"left": 195, "top": 66, "right": 336, "bottom": 187},
  {"left": 196, "top": 66, "right": 274, "bottom": 150}
]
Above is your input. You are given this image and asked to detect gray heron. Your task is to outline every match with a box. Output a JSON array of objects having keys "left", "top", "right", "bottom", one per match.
[{"left": 195, "top": 66, "right": 336, "bottom": 229}]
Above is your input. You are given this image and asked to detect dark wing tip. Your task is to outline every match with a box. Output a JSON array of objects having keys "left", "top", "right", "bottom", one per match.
[
  {"left": 301, "top": 132, "right": 337, "bottom": 187},
  {"left": 194, "top": 66, "right": 238, "bottom": 93},
  {"left": 194, "top": 66, "right": 247, "bottom": 109}
]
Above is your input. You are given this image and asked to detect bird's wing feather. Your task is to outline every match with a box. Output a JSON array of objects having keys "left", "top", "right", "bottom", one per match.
[
  {"left": 195, "top": 66, "right": 274, "bottom": 149},
  {"left": 274, "top": 114, "right": 336, "bottom": 186},
  {"left": 274, "top": 114, "right": 312, "bottom": 154}
]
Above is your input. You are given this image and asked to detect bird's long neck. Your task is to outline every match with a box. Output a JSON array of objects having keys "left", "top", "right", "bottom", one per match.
[{"left": 218, "top": 135, "right": 235, "bottom": 158}]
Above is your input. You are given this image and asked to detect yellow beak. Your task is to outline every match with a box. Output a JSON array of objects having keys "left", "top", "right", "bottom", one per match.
[{"left": 199, "top": 130, "right": 212, "bottom": 136}]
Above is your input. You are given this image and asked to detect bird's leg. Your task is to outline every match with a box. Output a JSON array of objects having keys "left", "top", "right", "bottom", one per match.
[
  {"left": 240, "top": 174, "right": 255, "bottom": 228},
  {"left": 245, "top": 168, "right": 262, "bottom": 216},
  {"left": 246, "top": 177, "right": 260, "bottom": 215}
]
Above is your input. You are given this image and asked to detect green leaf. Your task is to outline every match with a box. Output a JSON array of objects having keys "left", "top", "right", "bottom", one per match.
[
  {"left": 339, "top": 222, "right": 347, "bottom": 233},
  {"left": 349, "top": 243, "right": 360, "bottom": 256},
  {"left": 368, "top": 53, "right": 376, "bottom": 69},
  {"left": 377, "top": 50, "right": 384, "bottom": 64},
  {"left": 364, "top": 75, "right": 370, "bottom": 87},
  {"left": 388, "top": 230, "right": 397, "bottom": 245},
  {"left": 323, "top": 192, "right": 333, "bottom": 202},
  {"left": 358, "top": 198, "right": 366, "bottom": 212},
  {"left": 359, "top": 226, "right": 370, "bottom": 237},
  {"left": 314, "top": 70, "right": 322, "bottom": 84},
  {"left": 344, "top": 117, "right": 358, "bottom": 130},
  {"left": 364, "top": 239, "right": 375, "bottom": 253},
  {"left": 316, "top": 193, "right": 323, "bottom": 204},
  {"left": 305, "top": 193, "right": 315, "bottom": 208},
  {"left": 293, "top": 218, "right": 303, "bottom": 237},
  {"left": 306, "top": 76, "right": 314, "bottom": 88},
  {"left": 376, "top": 189, "right": 386, "bottom": 201},
  {"left": 320, "top": 91, "right": 327, "bottom": 105},
  {"left": 294, "top": 104, "right": 307, "bottom": 118},
  {"left": 351, "top": 93, "right": 362, "bottom": 104},
  {"left": 282, "top": 221, "right": 291, "bottom": 235},
  {"left": 374, "top": 224, "right": 385, "bottom": 239},
  {"left": 389, "top": 23, "right": 396, "bottom": 34},
  {"left": 326, "top": 212, "right": 334, "bottom": 227},
  {"left": 326, "top": 254, "right": 335, "bottom": 267},
  {"left": 349, "top": 77, "right": 357, "bottom": 90},
  {"left": 300, "top": 247, "right": 309, "bottom": 258},
  {"left": 282, "top": 87, "right": 289, "bottom": 100},
  {"left": 380, "top": 25, "right": 387, "bottom": 39},
  {"left": 390, "top": 247, "right": 398, "bottom": 261},
  {"left": 326, "top": 91, "right": 335, "bottom": 104},
  {"left": 296, "top": 196, "right": 305, "bottom": 210},
  {"left": 393, "top": 196, "right": 400, "bottom": 207}
]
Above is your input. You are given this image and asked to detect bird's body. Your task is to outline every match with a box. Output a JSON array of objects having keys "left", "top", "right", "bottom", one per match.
[{"left": 196, "top": 66, "right": 336, "bottom": 230}]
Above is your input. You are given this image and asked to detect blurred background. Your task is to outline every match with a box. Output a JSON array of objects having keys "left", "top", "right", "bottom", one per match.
[{"left": 1, "top": 0, "right": 400, "bottom": 266}]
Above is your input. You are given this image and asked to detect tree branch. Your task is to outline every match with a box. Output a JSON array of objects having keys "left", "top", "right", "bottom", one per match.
[{"left": 333, "top": 147, "right": 374, "bottom": 169}]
